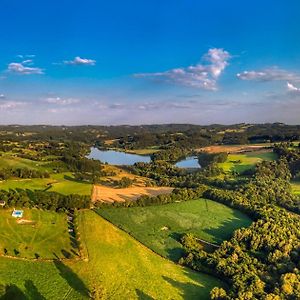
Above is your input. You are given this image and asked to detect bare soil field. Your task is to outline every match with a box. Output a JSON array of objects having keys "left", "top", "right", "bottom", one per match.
[
  {"left": 92, "top": 185, "right": 173, "bottom": 203},
  {"left": 197, "top": 144, "right": 272, "bottom": 154}
]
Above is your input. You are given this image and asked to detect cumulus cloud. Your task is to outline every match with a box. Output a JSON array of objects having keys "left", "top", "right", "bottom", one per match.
[
  {"left": 63, "top": 56, "right": 96, "bottom": 66},
  {"left": 237, "top": 67, "right": 300, "bottom": 82},
  {"left": 8, "top": 60, "right": 44, "bottom": 75},
  {"left": 287, "top": 82, "right": 300, "bottom": 92},
  {"left": 135, "top": 48, "right": 231, "bottom": 90},
  {"left": 44, "top": 97, "right": 80, "bottom": 105}
]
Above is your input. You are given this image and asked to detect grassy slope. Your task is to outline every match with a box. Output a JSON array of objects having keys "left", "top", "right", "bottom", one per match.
[
  {"left": 0, "top": 258, "right": 85, "bottom": 300},
  {"left": 0, "top": 210, "right": 224, "bottom": 299},
  {"left": 74, "top": 210, "right": 225, "bottom": 299},
  {"left": 218, "top": 151, "right": 277, "bottom": 173},
  {"left": 0, "top": 172, "right": 92, "bottom": 196},
  {"left": 0, "top": 154, "right": 49, "bottom": 170},
  {"left": 0, "top": 209, "right": 74, "bottom": 259},
  {"left": 98, "top": 199, "right": 252, "bottom": 261}
]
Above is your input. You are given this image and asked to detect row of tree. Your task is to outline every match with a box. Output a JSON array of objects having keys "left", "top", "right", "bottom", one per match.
[
  {"left": 0, "top": 189, "right": 91, "bottom": 211},
  {"left": 0, "top": 168, "right": 50, "bottom": 180}
]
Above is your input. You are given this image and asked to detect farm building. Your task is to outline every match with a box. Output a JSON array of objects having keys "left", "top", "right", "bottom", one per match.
[
  {"left": 0, "top": 200, "right": 5, "bottom": 207},
  {"left": 12, "top": 209, "right": 24, "bottom": 218}
]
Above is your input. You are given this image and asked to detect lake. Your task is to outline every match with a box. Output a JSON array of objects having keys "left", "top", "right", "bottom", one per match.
[
  {"left": 175, "top": 156, "right": 201, "bottom": 169},
  {"left": 87, "top": 147, "right": 151, "bottom": 165},
  {"left": 88, "top": 147, "right": 201, "bottom": 168}
]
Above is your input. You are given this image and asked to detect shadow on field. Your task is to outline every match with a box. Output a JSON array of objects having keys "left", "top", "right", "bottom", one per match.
[
  {"left": 202, "top": 209, "right": 252, "bottom": 244},
  {"left": 24, "top": 280, "right": 45, "bottom": 300},
  {"left": 135, "top": 289, "right": 154, "bottom": 299},
  {"left": 1, "top": 284, "right": 27, "bottom": 300},
  {"left": 53, "top": 257, "right": 90, "bottom": 298},
  {"left": 162, "top": 273, "right": 210, "bottom": 299}
]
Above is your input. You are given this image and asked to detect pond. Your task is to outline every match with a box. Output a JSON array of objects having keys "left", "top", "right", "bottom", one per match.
[
  {"left": 175, "top": 156, "right": 201, "bottom": 169},
  {"left": 87, "top": 147, "right": 151, "bottom": 165}
]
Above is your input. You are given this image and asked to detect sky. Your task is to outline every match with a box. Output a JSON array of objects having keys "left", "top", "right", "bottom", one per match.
[{"left": 1, "top": 0, "right": 300, "bottom": 125}]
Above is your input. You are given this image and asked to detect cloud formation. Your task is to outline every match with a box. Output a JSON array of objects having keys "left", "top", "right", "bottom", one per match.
[
  {"left": 237, "top": 67, "right": 300, "bottom": 82},
  {"left": 287, "top": 82, "right": 300, "bottom": 92},
  {"left": 8, "top": 60, "right": 43, "bottom": 75},
  {"left": 63, "top": 56, "right": 96, "bottom": 66},
  {"left": 0, "top": 100, "right": 26, "bottom": 111},
  {"left": 135, "top": 48, "right": 231, "bottom": 90},
  {"left": 44, "top": 97, "right": 80, "bottom": 105}
]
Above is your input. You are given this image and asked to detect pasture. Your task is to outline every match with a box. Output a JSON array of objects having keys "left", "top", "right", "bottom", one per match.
[
  {"left": 92, "top": 184, "right": 173, "bottom": 203},
  {"left": 0, "top": 210, "right": 225, "bottom": 299},
  {"left": 218, "top": 151, "right": 277, "bottom": 174},
  {"left": 74, "top": 210, "right": 225, "bottom": 299},
  {"left": 0, "top": 208, "right": 75, "bottom": 259},
  {"left": 98, "top": 199, "right": 252, "bottom": 261},
  {"left": 0, "top": 257, "right": 86, "bottom": 300},
  {"left": 0, "top": 172, "right": 92, "bottom": 196},
  {"left": 0, "top": 153, "right": 49, "bottom": 171}
]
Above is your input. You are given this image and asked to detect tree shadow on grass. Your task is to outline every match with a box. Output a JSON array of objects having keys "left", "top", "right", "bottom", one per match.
[
  {"left": 201, "top": 208, "right": 252, "bottom": 244},
  {"left": 53, "top": 258, "right": 90, "bottom": 298},
  {"left": 135, "top": 289, "right": 154, "bottom": 300},
  {"left": 24, "top": 280, "right": 45, "bottom": 300},
  {"left": 162, "top": 271, "right": 219, "bottom": 300},
  {"left": 1, "top": 284, "right": 27, "bottom": 300}
]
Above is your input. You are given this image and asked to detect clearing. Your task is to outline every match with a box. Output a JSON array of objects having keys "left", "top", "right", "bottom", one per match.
[
  {"left": 97, "top": 199, "right": 252, "bottom": 261},
  {"left": 218, "top": 151, "right": 277, "bottom": 174}
]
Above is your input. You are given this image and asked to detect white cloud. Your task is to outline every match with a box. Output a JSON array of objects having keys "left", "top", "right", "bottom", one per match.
[
  {"left": 63, "top": 56, "right": 96, "bottom": 66},
  {"left": 135, "top": 48, "right": 231, "bottom": 90},
  {"left": 237, "top": 67, "right": 300, "bottom": 82},
  {"left": 8, "top": 62, "right": 44, "bottom": 75},
  {"left": 17, "top": 54, "right": 35, "bottom": 59},
  {"left": 0, "top": 94, "right": 5, "bottom": 99},
  {"left": 0, "top": 101, "right": 26, "bottom": 110},
  {"left": 287, "top": 82, "right": 300, "bottom": 92},
  {"left": 44, "top": 97, "right": 80, "bottom": 105}
]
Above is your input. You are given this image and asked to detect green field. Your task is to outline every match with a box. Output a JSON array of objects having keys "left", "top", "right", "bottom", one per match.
[
  {"left": 0, "top": 209, "right": 74, "bottom": 259},
  {"left": 0, "top": 210, "right": 224, "bottom": 299},
  {"left": 0, "top": 257, "right": 86, "bottom": 299},
  {"left": 98, "top": 199, "right": 252, "bottom": 261},
  {"left": 0, "top": 153, "right": 49, "bottom": 171},
  {"left": 218, "top": 151, "right": 277, "bottom": 174},
  {"left": 0, "top": 153, "right": 93, "bottom": 196},
  {"left": 0, "top": 172, "right": 92, "bottom": 196}
]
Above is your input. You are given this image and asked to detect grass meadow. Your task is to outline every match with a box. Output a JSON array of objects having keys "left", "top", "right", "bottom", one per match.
[
  {"left": 0, "top": 172, "right": 92, "bottom": 196},
  {"left": 218, "top": 151, "right": 277, "bottom": 174},
  {"left": 97, "top": 199, "right": 252, "bottom": 261},
  {"left": 0, "top": 208, "right": 74, "bottom": 259},
  {"left": 0, "top": 210, "right": 225, "bottom": 299}
]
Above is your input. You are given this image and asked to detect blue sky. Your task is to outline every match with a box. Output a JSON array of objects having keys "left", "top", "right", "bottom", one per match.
[{"left": 0, "top": 0, "right": 300, "bottom": 125}]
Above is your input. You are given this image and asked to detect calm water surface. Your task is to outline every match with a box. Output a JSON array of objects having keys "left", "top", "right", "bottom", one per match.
[
  {"left": 175, "top": 156, "right": 201, "bottom": 169},
  {"left": 88, "top": 147, "right": 200, "bottom": 168},
  {"left": 88, "top": 147, "right": 151, "bottom": 165}
]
